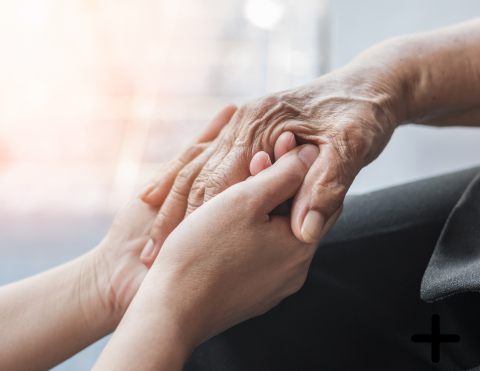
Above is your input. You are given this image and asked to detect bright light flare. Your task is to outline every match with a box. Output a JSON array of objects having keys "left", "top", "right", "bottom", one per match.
[{"left": 243, "top": 0, "right": 285, "bottom": 30}]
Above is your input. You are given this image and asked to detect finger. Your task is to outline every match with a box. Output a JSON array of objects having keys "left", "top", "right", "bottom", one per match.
[
  {"left": 246, "top": 144, "right": 319, "bottom": 214},
  {"left": 198, "top": 107, "right": 290, "bottom": 212},
  {"left": 186, "top": 106, "right": 251, "bottom": 216},
  {"left": 274, "top": 131, "right": 296, "bottom": 161},
  {"left": 291, "top": 145, "right": 352, "bottom": 244},
  {"left": 249, "top": 134, "right": 294, "bottom": 214},
  {"left": 185, "top": 135, "right": 233, "bottom": 216},
  {"left": 140, "top": 105, "right": 236, "bottom": 206},
  {"left": 140, "top": 146, "right": 216, "bottom": 268},
  {"left": 139, "top": 143, "right": 207, "bottom": 206},
  {"left": 193, "top": 105, "right": 237, "bottom": 143},
  {"left": 249, "top": 151, "right": 272, "bottom": 176}
]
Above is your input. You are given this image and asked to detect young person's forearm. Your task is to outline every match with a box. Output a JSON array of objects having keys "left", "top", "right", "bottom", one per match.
[
  {"left": 92, "top": 278, "right": 192, "bottom": 371},
  {"left": 349, "top": 17, "right": 480, "bottom": 127},
  {"left": 0, "top": 250, "right": 116, "bottom": 371}
]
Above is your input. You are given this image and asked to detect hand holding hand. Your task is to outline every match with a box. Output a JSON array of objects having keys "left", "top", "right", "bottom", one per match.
[
  {"left": 95, "top": 143, "right": 343, "bottom": 371},
  {"left": 90, "top": 105, "right": 237, "bottom": 319},
  {"left": 142, "top": 67, "right": 404, "bottom": 251}
]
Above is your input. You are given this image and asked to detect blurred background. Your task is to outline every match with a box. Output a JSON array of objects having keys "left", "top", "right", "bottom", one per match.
[{"left": 0, "top": 0, "right": 479, "bottom": 369}]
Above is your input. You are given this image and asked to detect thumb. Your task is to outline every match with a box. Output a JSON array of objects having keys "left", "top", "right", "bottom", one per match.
[
  {"left": 246, "top": 144, "right": 319, "bottom": 214},
  {"left": 291, "top": 145, "right": 354, "bottom": 244}
]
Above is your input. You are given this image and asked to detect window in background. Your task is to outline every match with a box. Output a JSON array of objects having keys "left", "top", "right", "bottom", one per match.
[
  {"left": 0, "top": 0, "right": 329, "bottom": 217},
  {"left": 0, "top": 1, "right": 329, "bottom": 369}
]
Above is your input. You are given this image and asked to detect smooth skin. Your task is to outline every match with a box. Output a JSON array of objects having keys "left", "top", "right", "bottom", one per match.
[
  {"left": 0, "top": 106, "right": 236, "bottom": 371},
  {"left": 93, "top": 144, "right": 343, "bottom": 371},
  {"left": 0, "top": 110, "right": 309, "bottom": 371},
  {"left": 141, "top": 17, "right": 480, "bottom": 262}
]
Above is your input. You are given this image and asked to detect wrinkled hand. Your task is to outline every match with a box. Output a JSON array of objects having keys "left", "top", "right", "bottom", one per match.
[
  {"left": 142, "top": 68, "right": 403, "bottom": 263},
  {"left": 91, "top": 105, "right": 236, "bottom": 319},
  {"left": 143, "top": 144, "right": 342, "bottom": 345}
]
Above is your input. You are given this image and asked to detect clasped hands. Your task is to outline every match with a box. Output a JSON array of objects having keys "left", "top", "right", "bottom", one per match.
[
  {"left": 92, "top": 69, "right": 402, "bottom": 368},
  {"left": 93, "top": 109, "right": 343, "bottom": 369},
  {"left": 139, "top": 75, "right": 398, "bottom": 268}
]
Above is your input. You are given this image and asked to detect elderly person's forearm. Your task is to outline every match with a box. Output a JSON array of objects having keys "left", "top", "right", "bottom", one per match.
[{"left": 349, "top": 16, "right": 480, "bottom": 127}]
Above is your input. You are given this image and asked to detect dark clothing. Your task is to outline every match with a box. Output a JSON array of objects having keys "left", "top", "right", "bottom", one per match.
[
  {"left": 184, "top": 167, "right": 480, "bottom": 371},
  {"left": 422, "top": 171, "right": 480, "bottom": 303}
]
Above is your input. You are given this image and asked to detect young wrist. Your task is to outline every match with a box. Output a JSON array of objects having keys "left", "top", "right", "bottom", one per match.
[
  {"left": 140, "top": 269, "right": 204, "bottom": 350},
  {"left": 94, "top": 277, "right": 197, "bottom": 371},
  {"left": 77, "top": 249, "right": 122, "bottom": 335}
]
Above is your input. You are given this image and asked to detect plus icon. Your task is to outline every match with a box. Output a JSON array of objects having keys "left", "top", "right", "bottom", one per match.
[{"left": 411, "top": 314, "right": 460, "bottom": 363}]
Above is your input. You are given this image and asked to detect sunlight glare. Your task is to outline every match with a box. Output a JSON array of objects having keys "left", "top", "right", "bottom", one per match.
[{"left": 243, "top": 0, "right": 285, "bottom": 30}]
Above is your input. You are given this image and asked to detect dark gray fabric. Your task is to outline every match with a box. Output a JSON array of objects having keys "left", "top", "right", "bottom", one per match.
[
  {"left": 421, "top": 171, "right": 480, "bottom": 302},
  {"left": 184, "top": 166, "right": 480, "bottom": 371}
]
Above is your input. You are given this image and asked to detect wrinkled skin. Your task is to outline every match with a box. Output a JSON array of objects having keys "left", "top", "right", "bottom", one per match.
[
  {"left": 184, "top": 78, "right": 399, "bottom": 231},
  {"left": 141, "top": 66, "right": 404, "bottom": 265},
  {"left": 141, "top": 17, "right": 480, "bottom": 265}
]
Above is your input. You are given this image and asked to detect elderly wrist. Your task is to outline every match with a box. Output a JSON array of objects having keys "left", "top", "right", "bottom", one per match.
[
  {"left": 342, "top": 62, "right": 409, "bottom": 130},
  {"left": 348, "top": 36, "right": 430, "bottom": 125}
]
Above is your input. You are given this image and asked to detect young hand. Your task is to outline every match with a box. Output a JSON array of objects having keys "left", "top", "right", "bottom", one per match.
[
  {"left": 91, "top": 105, "right": 237, "bottom": 321},
  {"left": 94, "top": 144, "right": 342, "bottom": 371}
]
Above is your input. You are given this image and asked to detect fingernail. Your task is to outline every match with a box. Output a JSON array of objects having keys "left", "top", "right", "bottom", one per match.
[
  {"left": 141, "top": 239, "right": 155, "bottom": 259},
  {"left": 301, "top": 210, "right": 324, "bottom": 243},
  {"left": 298, "top": 146, "right": 319, "bottom": 168},
  {"left": 139, "top": 183, "right": 155, "bottom": 199}
]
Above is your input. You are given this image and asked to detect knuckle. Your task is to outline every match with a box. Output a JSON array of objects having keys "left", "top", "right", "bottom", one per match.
[{"left": 235, "top": 94, "right": 301, "bottom": 155}]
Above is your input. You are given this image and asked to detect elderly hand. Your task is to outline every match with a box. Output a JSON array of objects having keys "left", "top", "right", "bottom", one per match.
[{"left": 141, "top": 65, "right": 405, "bottom": 263}]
